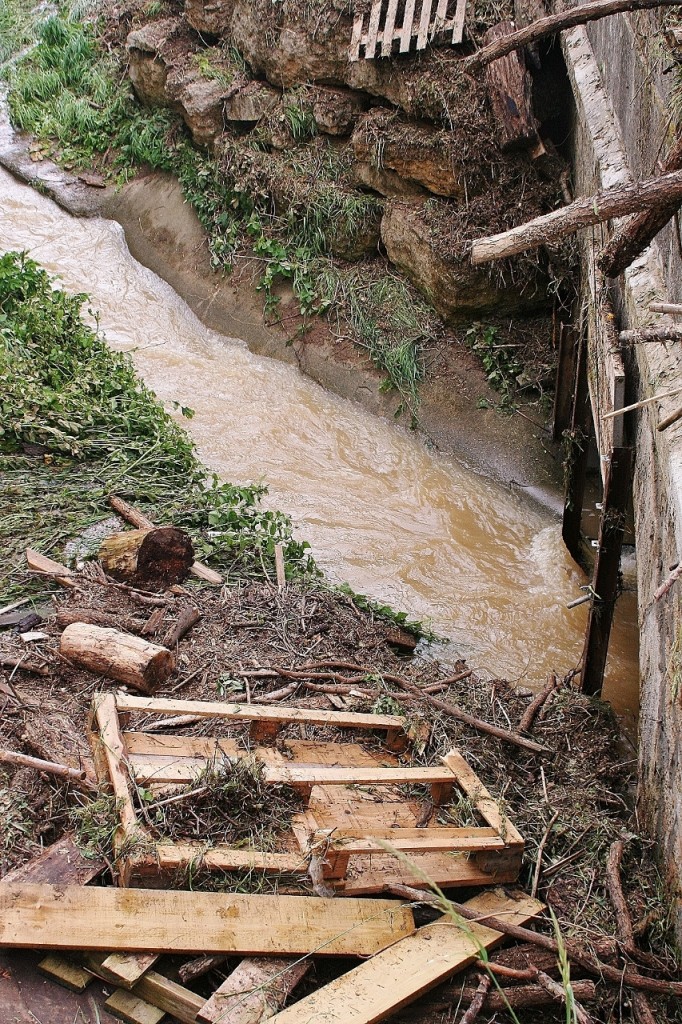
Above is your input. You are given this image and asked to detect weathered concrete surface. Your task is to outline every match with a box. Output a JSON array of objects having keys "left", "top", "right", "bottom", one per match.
[{"left": 563, "top": 19, "right": 682, "bottom": 932}]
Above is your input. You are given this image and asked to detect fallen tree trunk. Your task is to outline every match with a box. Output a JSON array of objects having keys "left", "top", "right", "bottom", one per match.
[
  {"left": 599, "top": 135, "right": 682, "bottom": 276},
  {"left": 109, "top": 495, "right": 223, "bottom": 585},
  {"left": 60, "top": 622, "right": 175, "bottom": 693},
  {"left": 464, "top": 0, "right": 682, "bottom": 71},
  {"left": 483, "top": 21, "right": 541, "bottom": 151},
  {"left": 470, "top": 170, "right": 682, "bottom": 264},
  {"left": 99, "top": 527, "right": 194, "bottom": 586}
]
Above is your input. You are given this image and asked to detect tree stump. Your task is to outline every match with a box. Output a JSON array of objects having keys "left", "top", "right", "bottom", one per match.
[
  {"left": 60, "top": 623, "right": 175, "bottom": 694},
  {"left": 98, "top": 527, "right": 194, "bottom": 585}
]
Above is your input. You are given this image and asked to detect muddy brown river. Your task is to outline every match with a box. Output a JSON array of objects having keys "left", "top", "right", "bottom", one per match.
[{"left": 0, "top": 165, "right": 639, "bottom": 721}]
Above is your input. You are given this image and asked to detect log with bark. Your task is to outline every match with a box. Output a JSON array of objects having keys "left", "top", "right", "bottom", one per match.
[
  {"left": 599, "top": 135, "right": 682, "bottom": 277},
  {"left": 464, "top": 0, "right": 682, "bottom": 71},
  {"left": 59, "top": 622, "right": 175, "bottom": 693},
  {"left": 469, "top": 170, "right": 682, "bottom": 264},
  {"left": 482, "top": 21, "right": 542, "bottom": 152},
  {"left": 98, "top": 527, "right": 194, "bottom": 586}
]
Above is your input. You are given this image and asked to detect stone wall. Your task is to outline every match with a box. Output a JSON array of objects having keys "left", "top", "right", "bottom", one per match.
[{"left": 562, "top": 16, "right": 682, "bottom": 935}]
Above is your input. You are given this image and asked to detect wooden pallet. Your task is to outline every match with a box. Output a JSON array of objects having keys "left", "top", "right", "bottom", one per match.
[
  {"left": 90, "top": 692, "right": 523, "bottom": 892},
  {"left": 349, "top": 0, "right": 467, "bottom": 61}
]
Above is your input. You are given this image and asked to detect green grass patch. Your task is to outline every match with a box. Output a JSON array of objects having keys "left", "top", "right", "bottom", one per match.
[{"left": 0, "top": 251, "right": 316, "bottom": 603}]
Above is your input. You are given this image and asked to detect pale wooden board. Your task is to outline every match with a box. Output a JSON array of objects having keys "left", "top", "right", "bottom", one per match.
[
  {"left": 92, "top": 694, "right": 138, "bottom": 833},
  {"left": 451, "top": 0, "right": 466, "bottom": 43},
  {"left": 105, "top": 988, "right": 165, "bottom": 1024},
  {"left": 400, "top": 0, "right": 418, "bottom": 51},
  {"left": 197, "top": 957, "right": 310, "bottom": 1024},
  {"left": 122, "top": 733, "right": 239, "bottom": 759},
  {"left": 155, "top": 844, "right": 308, "bottom": 874},
  {"left": 315, "top": 827, "right": 505, "bottom": 853},
  {"left": 0, "top": 884, "right": 415, "bottom": 956},
  {"left": 38, "top": 954, "right": 93, "bottom": 992},
  {"left": 130, "top": 760, "right": 457, "bottom": 787},
  {"left": 364, "top": 0, "right": 383, "bottom": 59},
  {"left": 339, "top": 852, "right": 515, "bottom": 896},
  {"left": 268, "top": 889, "right": 543, "bottom": 1024},
  {"left": 115, "top": 693, "right": 405, "bottom": 733},
  {"left": 417, "top": 0, "right": 434, "bottom": 48},
  {"left": 381, "top": 0, "right": 399, "bottom": 55},
  {"left": 98, "top": 952, "right": 160, "bottom": 988},
  {"left": 442, "top": 749, "right": 524, "bottom": 847},
  {"left": 350, "top": 13, "right": 364, "bottom": 60}
]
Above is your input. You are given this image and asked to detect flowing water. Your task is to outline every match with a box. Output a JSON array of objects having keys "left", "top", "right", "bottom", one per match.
[{"left": 0, "top": 165, "right": 639, "bottom": 719}]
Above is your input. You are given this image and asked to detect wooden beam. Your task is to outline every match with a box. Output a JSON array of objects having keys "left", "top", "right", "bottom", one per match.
[
  {"left": 134, "top": 971, "right": 205, "bottom": 1024},
  {"left": 105, "top": 988, "right": 164, "bottom": 1024},
  {"left": 114, "top": 693, "right": 406, "bottom": 735},
  {"left": 469, "top": 171, "right": 682, "bottom": 265},
  {"left": 0, "top": 884, "right": 415, "bottom": 956},
  {"left": 441, "top": 749, "right": 524, "bottom": 846},
  {"left": 562, "top": 328, "right": 592, "bottom": 567},
  {"left": 580, "top": 447, "right": 633, "bottom": 695},
  {"left": 197, "top": 957, "right": 310, "bottom": 1024},
  {"left": 267, "top": 889, "right": 543, "bottom": 1024},
  {"left": 464, "top": 0, "right": 682, "bottom": 71},
  {"left": 553, "top": 323, "right": 578, "bottom": 441}
]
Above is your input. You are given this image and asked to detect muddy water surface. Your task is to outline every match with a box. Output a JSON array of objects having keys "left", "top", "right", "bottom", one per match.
[{"left": 0, "top": 166, "right": 638, "bottom": 713}]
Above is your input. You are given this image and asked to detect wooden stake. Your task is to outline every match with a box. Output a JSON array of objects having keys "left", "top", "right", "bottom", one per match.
[
  {"left": 600, "top": 385, "right": 682, "bottom": 420},
  {"left": 469, "top": 171, "right": 682, "bottom": 265},
  {"left": 562, "top": 329, "right": 592, "bottom": 567},
  {"left": 580, "top": 447, "right": 632, "bottom": 696},
  {"left": 552, "top": 323, "right": 578, "bottom": 442},
  {"left": 275, "top": 543, "right": 286, "bottom": 590},
  {"left": 464, "top": 0, "right": 682, "bottom": 70},
  {"left": 649, "top": 301, "right": 682, "bottom": 315}
]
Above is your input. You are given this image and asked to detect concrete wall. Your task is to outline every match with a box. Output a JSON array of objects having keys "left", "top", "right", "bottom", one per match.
[{"left": 562, "top": 15, "right": 682, "bottom": 933}]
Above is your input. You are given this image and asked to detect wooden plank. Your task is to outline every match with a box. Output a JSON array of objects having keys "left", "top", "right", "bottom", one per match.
[
  {"left": 0, "top": 884, "right": 415, "bottom": 956},
  {"left": 122, "top": 732, "right": 239, "bottom": 759},
  {"left": 91, "top": 693, "right": 138, "bottom": 834},
  {"left": 451, "top": 0, "right": 466, "bottom": 43},
  {"left": 381, "top": 0, "right": 400, "bottom": 55},
  {"left": 416, "top": 0, "right": 434, "bottom": 48},
  {"left": 364, "top": 0, "right": 383, "bottom": 58},
  {"left": 130, "top": 759, "right": 457, "bottom": 788},
  {"left": 400, "top": 0, "right": 418, "bottom": 50},
  {"left": 267, "top": 889, "right": 543, "bottom": 1024},
  {"left": 26, "top": 548, "right": 77, "bottom": 589},
  {"left": 155, "top": 844, "right": 307, "bottom": 875},
  {"left": 105, "top": 988, "right": 165, "bottom": 1024},
  {"left": 350, "top": 13, "right": 364, "bottom": 60},
  {"left": 98, "top": 953, "right": 160, "bottom": 989},
  {"left": 441, "top": 749, "right": 524, "bottom": 847},
  {"left": 114, "top": 694, "right": 406, "bottom": 734},
  {"left": 339, "top": 853, "right": 514, "bottom": 895},
  {"left": 314, "top": 827, "right": 505, "bottom": 854},
  {"left": 0, "top": 834, "right": 105, "bottom": 887},
  {"left": 197, "top": 957, "right": 310, "bottom": 1024},
  {"left": 134, "top": 971, "right": 205, "bottom": 1024},
  {"left": 38, "top": 954, "right": 94, "bottom": 992}
]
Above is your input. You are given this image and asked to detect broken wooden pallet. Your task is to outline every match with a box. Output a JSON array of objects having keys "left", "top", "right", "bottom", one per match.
[
  {"left": 349, "top": 0, "right": 467, "bottom": 61},
  {"left": 89, "top": 692, "right": 524, "bottom": 892}
]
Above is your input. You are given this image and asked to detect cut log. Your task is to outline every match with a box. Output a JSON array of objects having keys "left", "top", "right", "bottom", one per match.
[
  {"left": 109, "top": 494, "right": 223, "bottom": 585},
  {"left": 482, "top": 21, "right": 541, "bottom": 151},
  {"left": 60, "top": 623, "right": 175, "bottom": 693},
  {"left": 464, "top": 0, "right": 682, "bottom": 71},
  {"left": 197, "top": 957, "right": 310, "bottom": 1024},
  {"left": 600, "top": 135, "right": 682, "bottom": 277},
  {"left": 469, "top": 170, "right": 682, "bottom": 264},
  {"left": 99, "top": 527, "right": 194, "bottom": 586},
  {"left": 56, "top": 607, "right": 140, "bottom": 632},
  {"left": 0, "top": 883, "right": 415, "bottom": 956}
]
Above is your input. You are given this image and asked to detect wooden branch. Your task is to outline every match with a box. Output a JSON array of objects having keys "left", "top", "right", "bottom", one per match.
[
  {"left": 109, "top": 494, "right": 223, "bottom": 585},
  {"left": 600, "top": 386, "right": 682, "bottom": 420},
  {"left": 56, "top": 608, "right": 140, "bottom": 632},
  {"left": 464, "top": 0, "right": 682, "bottom": 70},
  {"left": 658, "top": 405, "right": 682, "bottom": 432},
  {"left": 533, "top": 970, "right": 595, "bottom": 1024},
  {"left": 600, "top": 135, "right": 682, "bottom": 277},
  {"left": 163, "top": 605, "right": 201, "bottom": 648},
  {"left": 178, "top": 956, "right": 227, "bottom": 985},
  {"left": 0, "top": 748, "right": 95, "bottom": 791},
  {"left": 430, "top": 979, "right": 597, "bottom": 1012},
  {"left": 459, "top": 974, "right": 492, "bottom": 1024},
  {"left": 619, "top": 326, "right": 682, "bottom": 343},
  {"left": 649, "top": 302, "right": 682, "bottom": 315},
  {"left": 654, "top": 563, "right": 682, "bottom": 601},
  {"left": 519, "top": 674, "right": 558, "bottom": 733},
  {"left": 0, "top": 654, "right": 49, "bottom": 676},
  {"left": 470, "top": 171, "right": 682, "bottom": 265},
  {"left": 61, "top": 623, "right": 175, "bottom": 693}
]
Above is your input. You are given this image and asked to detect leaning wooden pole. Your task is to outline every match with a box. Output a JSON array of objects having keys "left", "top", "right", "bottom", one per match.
[
  {"left": 464, "top": 0, "right": 682, "bottom": 71},
  {"left": 581, "top": 447, "right": 633, "bottom": 695},
  {"left": 599, "top": 135, "right": 682, "bottom": 277},
  {"left": 469, "top": 171, "right": 682, "bottom": 265}
]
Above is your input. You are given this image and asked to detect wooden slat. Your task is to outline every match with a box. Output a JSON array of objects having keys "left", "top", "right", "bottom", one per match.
[
  {"left": 197, "top": 957, "right": 310, "bottom": 1024},
  {"left": 130, "top": 759, "right": 457, "bottom": 788},
  {"left": 122, "top": 733, "right": 239, "bottom": 759},
  {"left": 155, "top": 844, "right": 308, "bottom": 875},
  {"left": 441, "top": 749, "right": 524, "bottom": 846},
  {"left": 267, "top": 889, "right": 543, "bottom": 1024},
  {"left": 340, "top": 853, "right": 514, "bottom": 895},
  {"left": 451, "top": 0, "right": 466, "bottom": 43},
  {"left": 416, "top": 0, "right": 434, "bottom": 48},
  {"left": 400, "top": 0, "right": 418, "bottom": 50},
  {"left": 350, "top": 13, "right": 365, "bottom": 60},
  {"left": 91, "top": 694, "right": 138, "bottom": 834},
  {"left": 0, "top": 884, "right": 415, "bottom": 956},
  {"left": 381, "top": 0, "right": 400, "bottom": 55},
  {"left": 364, "top": 0, "right": 383, "bottom": 58},
  {"left": 97, "top": 953, "right": 160, "bottom": 989},
  {"left": 114, "top": 694, "right": 406, "bottom": 734},
  {"left": 433, "top": 0, "right": 448, "bottom": 33},
  {"left": 315, "top": 827, "right": 504, "bottom": 854},
  {"left": 134, "top": 971, "right": 205, "bottom": 1024},
  {"left": 105, "top": 988, "right": 164, "bottom": 1024}
]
